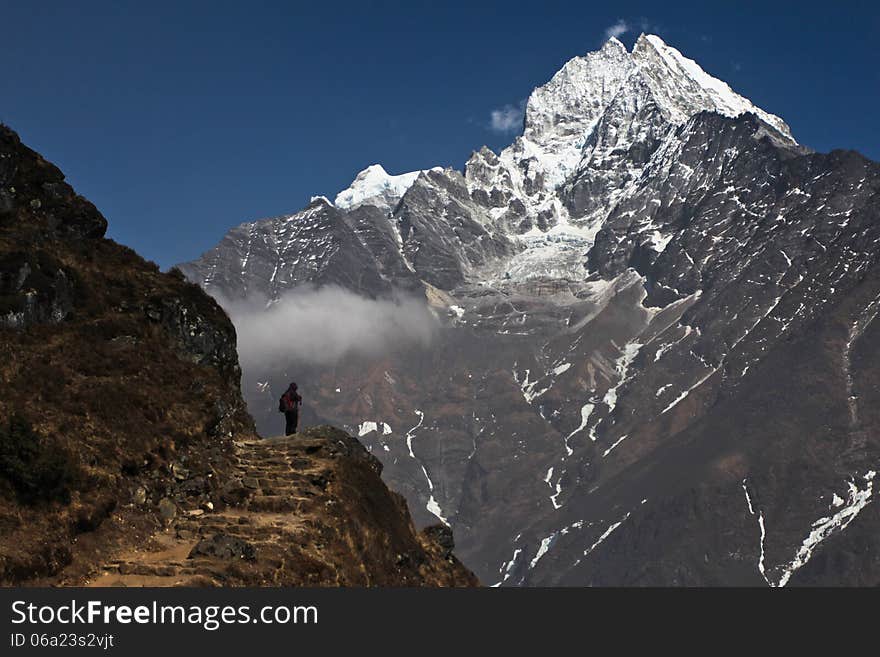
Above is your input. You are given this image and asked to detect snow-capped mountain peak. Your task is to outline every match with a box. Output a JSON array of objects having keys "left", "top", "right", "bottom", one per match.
[
  {"left": 464, "top": 33, "right": 796, "bottom": 234},
  {"left": 631, "top": 34, "right": 794, "bottom": 141},
  {"left": 334, "top": 163, "right": 439, "bottom": 212}
]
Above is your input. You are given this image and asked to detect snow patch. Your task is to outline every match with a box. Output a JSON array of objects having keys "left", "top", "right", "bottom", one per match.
[
  {"left": 742, "top": 479, "right": 772, "bottom": 586},
  {"left": 530, "top": 534, "right": 557, "bottom": 569},
  {"left": 776, "top": 470, "right": 875, "bottom": 587},
  {"left": 583, "top": 512, "right": 631, "bottom": 558},
  {"left": 566, "top": 403, "right": 595, "bottom": 447},
  {"left": 358, "top": 421, "right": 392, "bottom": 437},
  {"left": 357, "top": 422, "right": 378, "bottom": 437},
  {"left": 553, "top": 362, "right": 572, "bottom": 376},
  {"left": 602, "top": 434, "right": 628, "bottom": 458},
  {"left": 493, "top": 547, "right": 523, "bottom": 586}
]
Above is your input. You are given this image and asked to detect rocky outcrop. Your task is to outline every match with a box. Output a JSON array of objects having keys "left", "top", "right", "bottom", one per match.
[
  {"left": 0, "top": 128, "right": 107, "bottom": 240},
  {"left": 0, "top": 250, "right": 76, "bottom": 328}
]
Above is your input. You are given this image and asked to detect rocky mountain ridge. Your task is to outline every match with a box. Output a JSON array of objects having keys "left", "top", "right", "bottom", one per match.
[{"left": 180, "top": 35, "right": 880, "bottom": 586}]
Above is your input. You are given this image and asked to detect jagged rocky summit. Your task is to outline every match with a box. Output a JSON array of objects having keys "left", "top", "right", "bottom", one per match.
[{"left": 180, "top": 34, "right": 880, "bottom": 586}]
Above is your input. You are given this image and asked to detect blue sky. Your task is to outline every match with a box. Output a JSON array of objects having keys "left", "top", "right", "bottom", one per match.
[{"left": 1, "top": 1, "right": 878, "bottom": 268}]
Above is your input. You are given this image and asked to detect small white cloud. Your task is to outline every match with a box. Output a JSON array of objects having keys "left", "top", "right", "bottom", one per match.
[
  {"left": 489, "top": 101, "right": 525, "bottom": 133},
  {"left": 603, "top": 19, "right": 629, "bottom": 41}
]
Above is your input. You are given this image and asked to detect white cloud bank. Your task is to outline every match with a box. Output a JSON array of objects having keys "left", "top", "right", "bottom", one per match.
[{"left": 219, "top": 286, "right": 438, "bottom": 368}]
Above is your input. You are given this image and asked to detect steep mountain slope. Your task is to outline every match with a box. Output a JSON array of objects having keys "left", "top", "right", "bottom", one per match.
[
  {"left": 0, "top": 125, "right": 476, "bottom": 587},
  {"left": 180, "top": 35, "right": 880, "bottom": 586}
]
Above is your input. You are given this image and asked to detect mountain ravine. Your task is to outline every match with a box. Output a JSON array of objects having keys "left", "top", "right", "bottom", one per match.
[
  {"left": 180, "top": 34, "right": 880, "bottom": 586},
  {"left": 0, "top": 124, "right": 477, "bottom": 587}
]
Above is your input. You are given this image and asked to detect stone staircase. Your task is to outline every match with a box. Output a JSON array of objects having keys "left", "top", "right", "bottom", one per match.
[
  {"left": 86, "top": 427, "right": 477, "bottom": 587},
  {"left": 88, "top": 435, "right": 332, "bottom": 586}
]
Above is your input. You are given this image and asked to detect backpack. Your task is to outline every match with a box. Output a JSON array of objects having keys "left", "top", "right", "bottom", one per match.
[{"left": 279, "top": 391, "right": 301, "bottom": 413}]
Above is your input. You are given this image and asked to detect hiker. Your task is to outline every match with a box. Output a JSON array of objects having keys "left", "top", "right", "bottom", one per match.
[{"left": 279, "top": 382, "right": 302, "bottom": 436}]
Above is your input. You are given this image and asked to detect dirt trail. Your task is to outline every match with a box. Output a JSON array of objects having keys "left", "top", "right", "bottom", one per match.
[
  {"left": 88, "top": 435, "right": 327, "bottom": 587},
  {"left": 86, "top": 428, "right": 477, "bottom": 587}
]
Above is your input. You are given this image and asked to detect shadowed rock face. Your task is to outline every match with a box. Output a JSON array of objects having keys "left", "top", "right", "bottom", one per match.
[
  {"left": 180, "top": 35, "right": 880, "bottom": 587},
  {"left": 0, "top": 125, "right": 476, "bottom": 587}
]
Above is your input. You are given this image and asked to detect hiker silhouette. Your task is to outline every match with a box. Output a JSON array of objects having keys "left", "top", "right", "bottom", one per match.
[{"left": 279, "top": 382, "right": 302, "bottom": 436}]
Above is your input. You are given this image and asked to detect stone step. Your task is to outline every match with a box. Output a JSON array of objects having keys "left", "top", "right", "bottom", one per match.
[
  {"left": 97, "top": 436, "right": 327, "bottom": 583},
  {"left": 247, "top": 495, "right": 302, "bottom": 513},
  {"left": 116, "top": 563, "right": 183, "bottom": 577}
]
